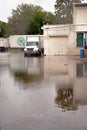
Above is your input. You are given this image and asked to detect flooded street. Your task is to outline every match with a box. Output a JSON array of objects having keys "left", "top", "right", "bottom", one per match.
[{"left": 0, "top": 52, "right": 87, "bottom": 130}]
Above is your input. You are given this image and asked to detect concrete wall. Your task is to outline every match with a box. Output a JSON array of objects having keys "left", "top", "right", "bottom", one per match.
[
  {"left": 73, "top": 4, "right": 87, "bottom": 24},
  {"left": 73, "top": 4, "right": 87, "bottom": 32},
  {"left": 43, "top": 23, "right": 86, "bottom": 56},
  {"left": 43, "top": 25, "right": 70, "bottom": 55},
  {"left": 43, "top": 24, "right": 79, "bottom": 56},
  {"left": 72, "top": 4, "right": 87, "bottom": 55}
]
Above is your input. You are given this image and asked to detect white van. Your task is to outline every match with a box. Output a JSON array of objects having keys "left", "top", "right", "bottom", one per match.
[{"left": 24, "top": 36, "right": 42, "bottom": 57}]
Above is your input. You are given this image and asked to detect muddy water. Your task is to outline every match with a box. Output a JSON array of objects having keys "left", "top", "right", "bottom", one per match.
[{"left": 0, "top": 52, "right": 87, "bottom": 130}]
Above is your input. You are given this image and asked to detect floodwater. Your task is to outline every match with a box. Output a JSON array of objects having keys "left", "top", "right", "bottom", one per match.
[{"left": 0, "top": 52, "right": 87, "bottom": 130}]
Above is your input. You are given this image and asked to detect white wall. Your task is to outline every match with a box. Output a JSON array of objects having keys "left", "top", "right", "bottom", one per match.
[
  {"left": 43, "top": 25, "right": 70, "bottom": 55},
  {"left": 43, "top": 24, "right": 80, "bottom": 56},
  {"left": 71, "top": 4, "right": 87, "bottom": 55},
  {"left": 0, "top": 38, "right": 8, "bottom": 48},
  {"left": 73, "top": 5, "right": 87, "bottom": 24},
  {"left": 9, "top": 35, "right": 44, "bottom": 48},
  {"left": 73, "top": 6, "right": 87, "bottom": 32}
]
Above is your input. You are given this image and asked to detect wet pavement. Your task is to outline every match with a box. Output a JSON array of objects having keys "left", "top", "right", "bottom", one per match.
[{"left": 0, "top": 52, "right": 87, "bottom": 130}]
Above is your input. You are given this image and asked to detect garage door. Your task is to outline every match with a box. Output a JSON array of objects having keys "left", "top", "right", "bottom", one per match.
[{"left": 44, "top": 36, "right": 68, "bottom": 55}]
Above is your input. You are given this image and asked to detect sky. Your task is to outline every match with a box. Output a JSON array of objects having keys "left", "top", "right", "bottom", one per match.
[
  {"left": 0, "top": 0, "right": 56, "bottom": 22},
  {"left": 0, "top": 0, "right": 87, "bottom": 22}
]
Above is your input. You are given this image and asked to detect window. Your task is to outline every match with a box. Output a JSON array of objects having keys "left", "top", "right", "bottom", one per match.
[
  {"left": 26, "top": 42, "right": 38, "bottom": 46},
  {"left": 77, "top": 33, "right": 83, "bottom": 47}
]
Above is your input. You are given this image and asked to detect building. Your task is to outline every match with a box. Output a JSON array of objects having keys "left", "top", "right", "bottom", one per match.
[{"left": 43, "top": 3, "right": 87, "bottom": 56}]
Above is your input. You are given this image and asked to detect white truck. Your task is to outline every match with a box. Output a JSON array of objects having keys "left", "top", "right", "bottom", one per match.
[
  {"left": 0, "top": 38, "right": 9, "bottom": 52},
  {"left": 24, "top": 36, "right": 44, "bottom": 57}
]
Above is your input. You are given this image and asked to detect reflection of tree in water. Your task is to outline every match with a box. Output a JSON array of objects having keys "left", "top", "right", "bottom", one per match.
[
  {"left": 14, "top": 71, "right": 42, "bottom": 83},
  {"left": 55, "top": 88, "right": 78, "bottom": 112},
  {"left": 13, "top": 71, "right": 43, "bottom": 90}
]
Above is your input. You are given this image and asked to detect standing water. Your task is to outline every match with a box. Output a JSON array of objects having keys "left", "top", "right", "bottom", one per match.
[{"left": 0, "top": 52, "right": 87, "bottom": 130}]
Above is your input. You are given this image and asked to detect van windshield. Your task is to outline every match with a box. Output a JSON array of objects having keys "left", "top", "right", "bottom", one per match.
[{"left": 26, "top": 42, "right": 38, "bottom": 46}]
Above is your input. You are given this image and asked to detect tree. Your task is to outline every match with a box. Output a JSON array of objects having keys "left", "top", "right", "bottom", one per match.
[
  {"left": 8, "top": 3, "right": 55, "bottom": 35},
  {"left": 8, "top": 3, "right": 34, "bottom": 35},
  {"left": 27, "top": 5, "right": 45, "bottom": 34},
  {"left": 54, "top": 0, "right": 81, "bottom": 24},
  {"left": 0, "top": 21, "right": 9, "bottom": 38},
  {"left": 28, "top": 7, "right": 55, "bottom": 34}
]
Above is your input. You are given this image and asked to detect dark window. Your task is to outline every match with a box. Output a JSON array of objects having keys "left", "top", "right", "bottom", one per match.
[
  {"left": 26, "top": 42, "right": 38, "bottom": 46},
  {"left": 77, "top": 33, "right": 83, "bottom": 47}
]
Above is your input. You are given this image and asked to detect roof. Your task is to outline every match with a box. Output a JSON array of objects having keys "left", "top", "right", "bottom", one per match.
[{"left": 75, "top": 3, "right": 87, "bottom": 7}]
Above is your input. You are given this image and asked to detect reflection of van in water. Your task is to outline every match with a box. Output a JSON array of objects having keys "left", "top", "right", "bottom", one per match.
[
  {"left": 13, "top": 57, "right": 44, "bottom": 85},
  {"left": 24, "top": 36, "right": 44, "bottom": 57}
]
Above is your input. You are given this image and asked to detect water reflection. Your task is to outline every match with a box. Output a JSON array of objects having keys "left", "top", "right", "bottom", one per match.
[
  {"left": 8, "top": 55, "right": 87, "bottom": 110},
  {"left": 1, "top": 54, "right": 87, "bottom": 129},
  {"left": 54, "top": 61, "right": 87, "bottom": 112},
  {"left": 77, "top": 63, "right": 87, "bottom": 77},
  {"left": 9, "top": 55, "right": 44, "bottom": 89},
  {"left": 14, "top": 71, "right": 43, "bottom": 83},
  {"left": 55, "top": 88, "right": 78, "bottom": 111}
]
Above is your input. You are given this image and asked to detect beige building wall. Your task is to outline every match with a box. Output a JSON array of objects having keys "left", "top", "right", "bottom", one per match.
[
  {"left": 73, "top": 4, "right": 87, "bottom": 32},
  {"left": 43, "top": 25, "right": 70, "bottom": 55},
  {"left": 43, "top": 24, "right": 79, "bottom": 56},
  {"left": 73, "top": 4, "right": 87, "bottom": 24},
  {"left": 43, "top": 3, "right": 87, "bottom": 56},
  {"left": 72, "top": 4, "right": 87, "bottom": 55}
]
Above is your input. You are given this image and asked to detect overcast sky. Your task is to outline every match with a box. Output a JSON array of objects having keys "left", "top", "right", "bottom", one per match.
[
  {"left": 0, "top": 0, "right": 56, "bottom": 22},
  {"left": 0, "top": 0, "right": 87, "bottom": 22}
]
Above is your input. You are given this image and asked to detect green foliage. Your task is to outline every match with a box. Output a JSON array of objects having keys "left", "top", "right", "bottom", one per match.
[
  {"left": 27, "top": 5, "right": 44, "bottom": 34},
  {"left": 43, "top": 12, "right": 56, "bottom": 25},
  {"left": 54, "top": 0, "right": 81, "bottom": 24},
  {"left": 8, "top": 3, "right": 55, "bottom": 35},
  {"left": 0, "top": 1, "right": 84, "bottom": 36},
  {"left": 8, "top": 3, "right": 34, "bottom": 35},
  {"left": 0, "top": 21, "right": 9, "bottom": 38}
]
